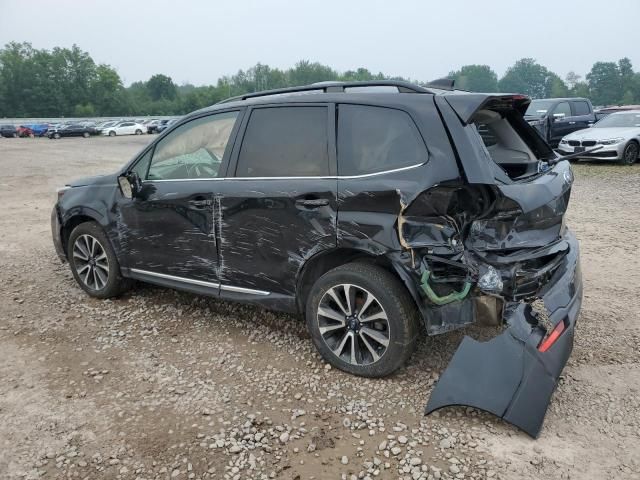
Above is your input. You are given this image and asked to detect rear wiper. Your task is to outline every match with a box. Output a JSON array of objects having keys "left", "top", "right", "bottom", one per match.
[{"left": 548, "top": 145, "right": 603, "bottom": 165}]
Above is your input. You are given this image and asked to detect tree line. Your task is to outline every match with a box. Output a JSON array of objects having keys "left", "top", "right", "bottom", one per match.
[{"left": 1, "top": 41, "right": 639, "bottom": 118}]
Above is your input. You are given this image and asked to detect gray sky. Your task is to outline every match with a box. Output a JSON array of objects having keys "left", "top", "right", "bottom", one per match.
[{"left": 1, "top": 0, "right": 638, "bottom": 86}]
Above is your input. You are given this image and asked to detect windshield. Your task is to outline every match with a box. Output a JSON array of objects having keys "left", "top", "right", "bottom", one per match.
[
  {"left": 525, "top": 100, "right": 557, "bottom": 116},
  {"left": 593, "top": 112, "right": 640, "bottom": 128}
]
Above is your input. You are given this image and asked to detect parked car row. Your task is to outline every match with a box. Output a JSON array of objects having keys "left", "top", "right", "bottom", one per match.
[
  {"left": 519, "top": 97, "right": 639, "bottom": 164},
  {"left": 1, "top": 123, "right": 50, "bottom": 138},
  {"left": 0, "top": 118, "right": 181, "bottom": 139}
]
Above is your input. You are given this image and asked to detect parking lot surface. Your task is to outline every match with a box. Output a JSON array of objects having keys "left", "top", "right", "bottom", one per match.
[{"left": 1, "top": 136, "right": 639, "bottom": 479}]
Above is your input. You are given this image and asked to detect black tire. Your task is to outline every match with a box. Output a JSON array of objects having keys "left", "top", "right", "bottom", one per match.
[
  {"left": 135, "top": 129, "right": 142, "bottom": 135},
  {"left": 306, "top": 262, "right": 420, "bottom": 377},
  {"left": 67, "top": 222, "right": 131, "bottom": 299},
  {"left": 109, "top": 131, "right": 116, "bottom": 137},
  {"left": 620, "top": 141, "right": 639, "bottom": 165}
]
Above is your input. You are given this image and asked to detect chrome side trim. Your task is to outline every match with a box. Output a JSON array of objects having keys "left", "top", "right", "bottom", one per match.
[
  {"left": 129, "top": 268, "right": 271, "bottom": 296},
  {"left": 130, "top": 268, "right": 220, "bottom": 289},
  {"left": 220, "top": 284, "right": 270, "bottom": 296},
  {"left": 142, "top": 161, "right": 426, "bottom": 183}
]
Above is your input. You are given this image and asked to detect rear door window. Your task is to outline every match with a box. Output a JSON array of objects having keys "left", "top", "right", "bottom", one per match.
[
  {"left": 337, "top": 104, "right": 427, "bottom": 176},
  {"left": 572, "top": 101, "right": 590, "bottom": 116},
  {"left": 235, "top": 106, "right": 329, "bottom": 177}
]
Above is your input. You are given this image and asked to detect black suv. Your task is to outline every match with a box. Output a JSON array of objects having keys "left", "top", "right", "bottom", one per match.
[
  {"left": 524, "top": 97, "right": 596, "bottom": 147},
  {"left": 52, "top": 81, "right": 582, "bottom": 437}
]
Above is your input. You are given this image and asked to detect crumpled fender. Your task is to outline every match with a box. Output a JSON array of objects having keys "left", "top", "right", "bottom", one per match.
[{"left": 425, "top": 230, "right": 582, "bottom": 438}]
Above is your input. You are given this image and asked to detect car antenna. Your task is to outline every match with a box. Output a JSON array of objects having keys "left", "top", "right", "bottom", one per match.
[{"left": 549, "top": 145, "right": 603, "bottom": 165}]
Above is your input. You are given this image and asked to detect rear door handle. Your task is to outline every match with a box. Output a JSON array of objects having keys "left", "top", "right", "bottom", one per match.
[
  {"left": 296, "top": 198, "right": 329, "bottom": 208},
  {"left": 189, "top": 198, "right": 212, "bottom": 209},
  {"left": 569, "top": 121, "right": 576, "bottom": 124}
]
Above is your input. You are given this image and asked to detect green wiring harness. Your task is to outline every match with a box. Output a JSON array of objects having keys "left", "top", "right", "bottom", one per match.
[{"left": 419, "top": 268, "right": 472, "bottom": 306}]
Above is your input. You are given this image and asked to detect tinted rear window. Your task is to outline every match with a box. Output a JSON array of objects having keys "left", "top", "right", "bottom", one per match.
[
  {"left": 572, "top": 101, "right": 590, "bottom": 116},
  {"left": 337, "top": 104, "right": 427, "bottom": 176},
  {"left": 236, "top": 106, "right": 329, "bottom": 177}
]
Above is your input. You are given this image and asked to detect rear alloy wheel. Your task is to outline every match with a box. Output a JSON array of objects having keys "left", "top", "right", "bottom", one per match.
[
  {"left": 67, "top": 222, "right": 130, "bottom": 298},
  {"left": 135, "top": 129, "right": 142, "bottom": 135},
  {"left": 109, "top": 131, "right": 116, "bottom": 137},
  {"left": 82, "top": 132, "right": 90, "bottom": 138},
  {"left": 620, "top": 141, "right": 639, "bottom": 165},
  {"left": 306, "top": 263, "right": 419, "bottom": 377},
  {"left": 54, "top": 133, "right": 61, "bottom": 139}
]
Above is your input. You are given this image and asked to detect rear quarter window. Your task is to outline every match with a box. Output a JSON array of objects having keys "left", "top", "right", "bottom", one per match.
[{"left": 337, "top": 104, "right": 427, "bottom": 176}]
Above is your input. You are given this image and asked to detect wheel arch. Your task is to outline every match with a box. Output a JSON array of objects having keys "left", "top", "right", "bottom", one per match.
[
  {"left": 295, "top": 248, "right": 422, "bottom": 316},
  {"left": 60, "top": 210, "right": 107, "bottom": 259}
]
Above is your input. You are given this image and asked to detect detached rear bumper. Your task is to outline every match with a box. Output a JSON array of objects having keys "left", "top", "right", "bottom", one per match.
[{"left": 425, "top": 230, "right": 582, "bottom": 438}]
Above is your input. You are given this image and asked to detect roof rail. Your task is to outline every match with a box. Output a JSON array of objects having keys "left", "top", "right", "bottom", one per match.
[{"left": 216, "top": 80, "right": 434, "bottom": 104}]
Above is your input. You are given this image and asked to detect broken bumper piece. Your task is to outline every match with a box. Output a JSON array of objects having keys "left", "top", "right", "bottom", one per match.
[{"left": 425, "top": 230, "right": 582, "bottom": 438}]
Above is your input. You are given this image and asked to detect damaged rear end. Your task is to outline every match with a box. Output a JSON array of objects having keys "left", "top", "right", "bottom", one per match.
[{"left": 406, "top": 93, "right": 582, "bottom": 437}]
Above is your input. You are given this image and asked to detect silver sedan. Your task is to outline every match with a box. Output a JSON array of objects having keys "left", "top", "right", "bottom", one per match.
[{"left": 557, "top": 110, "right": 640, "bottom": 165}]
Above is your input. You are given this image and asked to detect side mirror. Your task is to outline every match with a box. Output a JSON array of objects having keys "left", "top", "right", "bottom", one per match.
[{"left": 118, "top": 172, "right": 141, "bottom": 199}]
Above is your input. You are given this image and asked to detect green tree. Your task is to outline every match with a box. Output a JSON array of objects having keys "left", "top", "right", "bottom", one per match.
[
  {"left": 0, "top": 42, "right": 34, "bottom": 116},
  {"left": 565, "top": 71, "right": 581, "bottom": 90},
  {"left": 287, "top": 60, "right": 338, "bottom": 86},
  {"left": 341, "top": 68, "right": 385, "bottom": 82},
  {"left": 498, "top": 58, "right": 566, "bottom": 98},
  {"left": 449, "top": 64, "right": 498, "bottom": 92},
  {"left": 586, "top": 62, "right": 622, "bottom": 105},
  {"left": 91, "top": 64, "right": 126, "bottom": 115},
  {"left": 571, "top": 81, "right": 590, "bottom": 98},
  {"left": 146, "top": 74, "right": 177, "bottom": 101},
  {"left": 74, "top": 103, "right": 95, "bottom": 117},
  {"left": 547, "top": 72, "right": 569, "bottom": 97}
]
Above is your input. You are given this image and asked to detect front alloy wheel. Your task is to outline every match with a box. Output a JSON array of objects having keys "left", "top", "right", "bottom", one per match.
[
  {"left": 317, "top": 284, "right": 390, "bottom": 366},
  {"left": 67, "top": 222, "right": 131, "bottom": 298},
  {"left": 72, "top": 234, "right": 109, "bottom": 291}
]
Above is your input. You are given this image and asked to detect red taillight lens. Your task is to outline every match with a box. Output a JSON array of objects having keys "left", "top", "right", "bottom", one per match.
[{"left": 538, "top": 321, "right": 566, "bottom": 353}]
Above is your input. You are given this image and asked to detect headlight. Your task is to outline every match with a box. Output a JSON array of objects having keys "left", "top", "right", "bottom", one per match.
[
  {"left": 560, "top": 138, "right": 568, "bottom": 144},
  {"left": 597, "top": 137, "right": 624, "bottom": 145}
]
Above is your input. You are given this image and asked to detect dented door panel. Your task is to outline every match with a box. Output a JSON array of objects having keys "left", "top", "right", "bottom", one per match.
[
  {"left": 215, "top": 179, "right": 338, "bottom": 297},
  {"left": 117, "top": 180, "right": 219, "bottom": 282}
]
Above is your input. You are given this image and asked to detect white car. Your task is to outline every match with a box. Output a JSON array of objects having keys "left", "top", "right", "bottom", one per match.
[
  {"left": 557, "top": 110, "right": 640, "bottom": 165},
  {"left": 103, "top": 121, "right": 146, "bottom": 137}
]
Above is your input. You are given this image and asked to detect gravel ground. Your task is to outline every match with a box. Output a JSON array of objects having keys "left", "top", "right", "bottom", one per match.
[{"left": 0, "top": 135, "right": 639, "bottom": 480}]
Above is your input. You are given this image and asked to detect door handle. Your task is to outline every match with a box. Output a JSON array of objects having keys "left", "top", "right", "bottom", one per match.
[
  {"left": 569, "top": 121, "right": 576, "bottom": 124},
  {"left": 296, "top": 198, "right": 330, "bottom": 208},
  {"left": 189, "top": 198, "right": 212, "bottom": 209}
]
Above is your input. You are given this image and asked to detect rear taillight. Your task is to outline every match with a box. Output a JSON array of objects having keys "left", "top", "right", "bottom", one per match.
[{"left": 538, "top": 320, "right": 566, "bottom": 352}]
